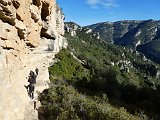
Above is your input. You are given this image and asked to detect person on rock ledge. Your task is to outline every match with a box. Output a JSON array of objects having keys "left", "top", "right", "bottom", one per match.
[
  {"left": 28, "top": 70, "right": 37, "bottom": 84},
  {"left": 25, "top": 69, "right": 38, "bottom": 99}
]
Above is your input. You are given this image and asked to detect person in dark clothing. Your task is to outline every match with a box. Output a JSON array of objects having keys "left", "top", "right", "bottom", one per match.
[
  {"left": 35, "top": 67, "right": 39, "bottom": 75},
  {"left": 25, "top": 70, "right": 37, "bottom": 99}
]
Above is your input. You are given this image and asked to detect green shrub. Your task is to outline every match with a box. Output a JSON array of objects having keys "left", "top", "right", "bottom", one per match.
[
  {"left": 49, "top": 49, "right": 90, "bottom": 82},
  {"left": 39, "top": 79, "right": 142, "bottom": 120}
]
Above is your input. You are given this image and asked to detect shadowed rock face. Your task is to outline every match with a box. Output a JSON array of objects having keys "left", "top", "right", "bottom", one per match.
[
  {"left": 137, "top": 38, "right": 160, "bottom": 63},
  {"left": 0, "top": 0, "right": 67, "bottom": 119}
]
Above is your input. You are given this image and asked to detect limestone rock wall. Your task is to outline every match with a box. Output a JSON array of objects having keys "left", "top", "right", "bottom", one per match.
[{"left": 0, "top": 0, "right": 67, "bottom": 119}]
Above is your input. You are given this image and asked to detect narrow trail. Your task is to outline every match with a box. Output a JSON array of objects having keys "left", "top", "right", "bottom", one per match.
[
  {"left": 23, "top": 66, "right": 48, "bottom": 120},
  {"left": 23, "top": 46, "right": 56, "bottom": 120},
  {"left": 24, "top": 99, "right": 38, "bottom": 120}
]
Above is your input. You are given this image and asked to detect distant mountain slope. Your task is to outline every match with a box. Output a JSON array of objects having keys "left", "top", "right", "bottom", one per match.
[
  {"left": 137, "top": 38, "right": 160, "bottom": 63},
  {"left": 86, "top": 20, "right": 141, "bottom": 43},
  {"left": 65, "top": 21, "right": 160, "bottom": 63},
  {"left": 115, "top": 20, "right": 160, "bottom": 47},
  {"left": 85, "top": 20, "right": 160, "bottom": 46},
  {"left": 84, "top": 19, "right": 160, "bottom": 63}
]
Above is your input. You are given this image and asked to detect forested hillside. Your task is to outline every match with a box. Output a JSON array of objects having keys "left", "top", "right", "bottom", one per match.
[
  {"left": 85, "top": 20, "right": 160, "bottom": 63},
  {"left": 39, "top": 24, "right": 160, "bottom": 120}
]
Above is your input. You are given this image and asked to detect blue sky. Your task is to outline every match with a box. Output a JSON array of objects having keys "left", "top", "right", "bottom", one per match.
[{"left": 56, "top": 0, "right": 160, "bottom": 26}]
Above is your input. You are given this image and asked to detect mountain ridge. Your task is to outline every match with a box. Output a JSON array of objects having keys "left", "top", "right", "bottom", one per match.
[{"left": 65, "top": 20, "right": 160, "bottom": 63}]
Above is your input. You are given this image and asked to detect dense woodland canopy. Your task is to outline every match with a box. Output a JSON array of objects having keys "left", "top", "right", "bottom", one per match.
[{"left": 39, "top": 27, "right": 160, "bottom": 120}]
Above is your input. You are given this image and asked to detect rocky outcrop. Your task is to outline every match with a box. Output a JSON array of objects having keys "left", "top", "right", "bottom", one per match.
[
  {"left": 64, "top": 22, "right": 100, "bottom": 40},
  {"left": 0, "top": 0, "right": 67, "bottom": 120},
  {"left": 65, "top": 22, "right": 81, "bottom": 36}
]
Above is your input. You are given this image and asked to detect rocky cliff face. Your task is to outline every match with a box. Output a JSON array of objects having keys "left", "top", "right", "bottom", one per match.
[{"left": 0, "top": 0, "right": 67, "bottom": 119}]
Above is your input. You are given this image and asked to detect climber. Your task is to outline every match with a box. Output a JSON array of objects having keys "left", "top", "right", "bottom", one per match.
[{"left": 35, "top": 67, "right": 39, "bottom": 75}]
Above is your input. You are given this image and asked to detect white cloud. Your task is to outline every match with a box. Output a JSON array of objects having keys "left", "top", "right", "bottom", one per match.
[
  {"left": 87, "top": 0, "right": 99, "bottom": 5},
  {"left": 86, "top": 0, "right": 119, "bottom": 9},
  {"left": 87, "top": 0, "right": 99, "bottom": 9}
]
